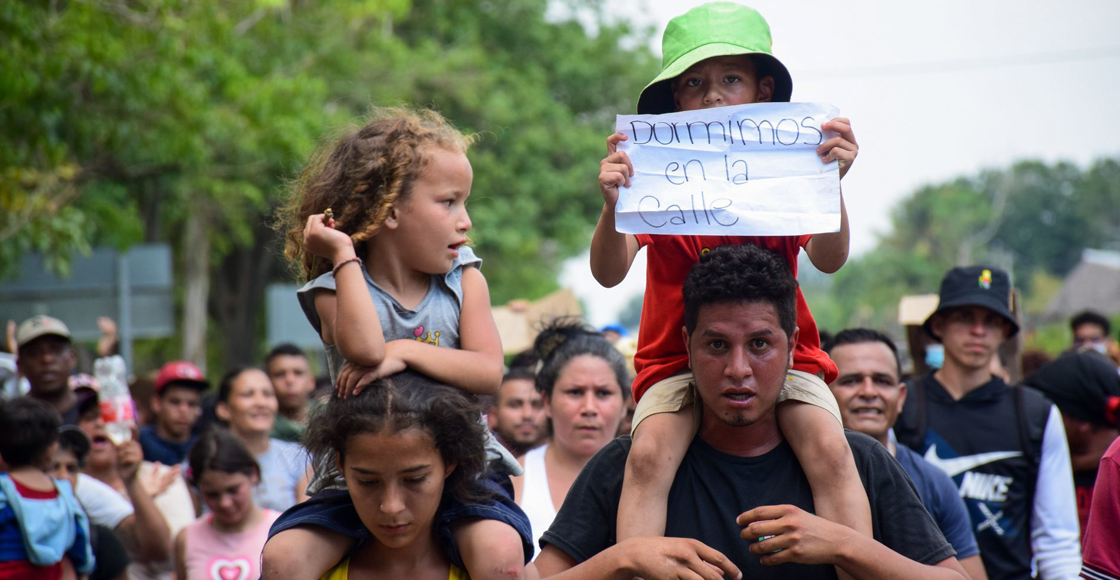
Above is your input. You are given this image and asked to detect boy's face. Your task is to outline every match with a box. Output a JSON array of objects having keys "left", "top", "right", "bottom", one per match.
[
  {"left": 50, "top": 448, "right": 81, "bottom": 491},
  {"left": 930, "top": 306, "right": 1010, "bottom": 372},
  {"left": 153, "top": 385, "right": 202, "bottom": 440},
  {"left": 671, "top": 55, "right": 774, "bottom": 112}
]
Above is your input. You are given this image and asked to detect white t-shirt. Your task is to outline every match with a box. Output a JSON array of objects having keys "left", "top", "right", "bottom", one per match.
[
  {"left": 75, "top": 472, "right": 134, "bottom": 529},
  {"left": 256, "top": 439, "right": 310, "bottom": 513},
  {"left": 519, "top": 445, "right": 556, "bottom": 549}
]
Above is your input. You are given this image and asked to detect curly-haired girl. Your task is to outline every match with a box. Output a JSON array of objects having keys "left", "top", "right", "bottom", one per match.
[{"left": 265, "top": 108, "right": 530, "bottom": 580}]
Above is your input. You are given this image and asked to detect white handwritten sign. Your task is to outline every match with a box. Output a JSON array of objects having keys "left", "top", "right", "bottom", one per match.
[{"left": 615, "top": 102, "right": 842, "bottom": 236}]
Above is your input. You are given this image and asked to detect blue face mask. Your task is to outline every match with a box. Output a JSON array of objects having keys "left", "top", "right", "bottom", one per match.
[
  {"left": 925, "top": 344, "right": 944, "bottom": 369},
  {"left": 1091, "top": 342, "right": 1109, "bottom": 355}
]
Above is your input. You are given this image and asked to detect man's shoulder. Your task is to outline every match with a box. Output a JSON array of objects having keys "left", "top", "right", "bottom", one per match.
[
  {"left": 138, "top": 424, "right": 162, "bottom": 442},
  {"left": 846, "top": 431, "right": 910, "bottom": 484},
  {"left": 845, "top": 430, "right": 887, "bottom": 459},
  {"left": 587, "top": 436, "right": 632, "bottom": 466}
]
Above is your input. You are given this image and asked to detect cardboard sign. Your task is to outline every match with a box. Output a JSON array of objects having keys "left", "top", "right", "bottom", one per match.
[{"left": 615, "top": 102, "right": 842, "bottom": 236}]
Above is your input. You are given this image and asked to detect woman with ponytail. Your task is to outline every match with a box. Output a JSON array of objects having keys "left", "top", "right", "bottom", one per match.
[{"left": 519, "top": 320, "right": 630, "bottom": 547}]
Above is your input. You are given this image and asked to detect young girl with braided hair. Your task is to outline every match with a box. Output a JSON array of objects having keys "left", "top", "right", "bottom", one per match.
[{"left": 264, "top": 108, "right": 531, "bottom": 580}]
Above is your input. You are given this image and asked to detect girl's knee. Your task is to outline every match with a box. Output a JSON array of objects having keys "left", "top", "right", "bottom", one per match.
[
  {"left": 456, "top": 520, "right": 526, "bottom": 580},
  {"left": 261, "top": 527, "right": 351, "bottom": 580}
]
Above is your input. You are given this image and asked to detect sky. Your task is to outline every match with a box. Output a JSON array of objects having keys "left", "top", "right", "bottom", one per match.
[{"left": 561, "top": 0, "right": 1120, "bottom": 327}]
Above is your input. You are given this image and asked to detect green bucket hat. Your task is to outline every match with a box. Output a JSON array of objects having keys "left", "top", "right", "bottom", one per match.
[{"left": 637, "top": 2, "right": 793, "bottom": 115}]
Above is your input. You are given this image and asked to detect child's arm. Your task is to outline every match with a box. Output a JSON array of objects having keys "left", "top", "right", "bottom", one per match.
[
  {"left": 805, "top": 118, "right": 857, "bottom": 274},
  {"left": 340, "top": 267, "right": 505, "bottom": 396},
  {"left": 305, "top": 213, "right": 386, "bottom": 366},
  {"left": 174, "top": 528, "right": 188, "bottom": 580},
  {"left": 590, "top": 133, "right": 641, "bottom": 288}
]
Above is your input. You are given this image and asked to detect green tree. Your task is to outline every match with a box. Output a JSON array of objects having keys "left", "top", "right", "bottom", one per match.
[
  {"left": 823, "top": 157, "right": 1120, "bottom": 333},
  {"left": 1, "top": 0, "right": 656, "bottom": 371}
]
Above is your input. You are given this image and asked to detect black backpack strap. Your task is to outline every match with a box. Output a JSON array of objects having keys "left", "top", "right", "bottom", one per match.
[
  {"left": 897, "top": 375, "right": 929, "bottom": 451},
  {"left": 913, "top": 376, "right": 928, "bottom": 448},
  {"left": 1014, "top": 386, "right": 1044, "bottom": 469}
]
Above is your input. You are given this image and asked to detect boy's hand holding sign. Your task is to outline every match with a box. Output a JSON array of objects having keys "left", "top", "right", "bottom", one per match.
[{"left": 613, "top": 102, "right": 842, "bottom": 236}]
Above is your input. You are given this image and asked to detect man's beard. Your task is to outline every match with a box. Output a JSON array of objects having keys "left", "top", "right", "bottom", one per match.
[
  {"left": 718, "top": 410, "right": 756, "bottom": 428},
  {"left": 497, "top": 428, "right": 544, "bottom": 457}
]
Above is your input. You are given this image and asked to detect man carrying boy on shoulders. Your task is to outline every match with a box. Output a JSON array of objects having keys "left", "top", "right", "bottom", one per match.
[{"left": 535, "top": 245, "right": 967, "bottom": 580}]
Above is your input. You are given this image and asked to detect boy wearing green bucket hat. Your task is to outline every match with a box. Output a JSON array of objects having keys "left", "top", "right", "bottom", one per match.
[{"left": 589, "top": 1, "right": 871, "bottom": 564}]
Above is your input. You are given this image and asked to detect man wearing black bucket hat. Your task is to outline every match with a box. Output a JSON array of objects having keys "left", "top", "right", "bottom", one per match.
[{"left": 895, "top": 266, "right": 1081, "bottom": 580}]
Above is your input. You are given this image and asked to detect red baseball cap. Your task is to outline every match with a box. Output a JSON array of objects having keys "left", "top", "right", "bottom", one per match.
[{"left": 154, "top": 361, "right": 209, "bottom": 393}]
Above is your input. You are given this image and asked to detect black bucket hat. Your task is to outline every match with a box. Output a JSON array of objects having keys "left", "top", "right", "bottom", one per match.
[{"left": 923, "top": 265, "right": 1019, "bottom": 340}]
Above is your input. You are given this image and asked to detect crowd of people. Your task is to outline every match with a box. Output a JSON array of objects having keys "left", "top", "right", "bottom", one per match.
[{"left": 2, "top": 2, "right": 1119, "bottom": 580}]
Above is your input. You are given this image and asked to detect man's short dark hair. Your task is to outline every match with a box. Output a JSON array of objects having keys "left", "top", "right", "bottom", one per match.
[
  {"left": 508, "top": 349, "right": 540, "bottom": 371},
  {"left": 1071, "top": 311, "right": 1111, "bottom": 337},
  {"left": 824, "top": 328, "right": 902, "bottom": 376},
  {"left": 0, "top": 398, "right": 61, "bottom": 467},
  {"left": 683, "top": 245, "right": 797, "bottom": 338},
  {"left": 491, "top": 367, "right": 538, "bottom": 410},
  {"left": 503, "top": 367, "right": 536, "bottom": 385},
  {"left": 265, "top": 343, "right": 308, "bottom": 368}
]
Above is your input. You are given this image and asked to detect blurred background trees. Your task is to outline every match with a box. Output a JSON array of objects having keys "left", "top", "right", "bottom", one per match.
[{"left": 1, "top": 0, "right": 656, "bottom": 369}]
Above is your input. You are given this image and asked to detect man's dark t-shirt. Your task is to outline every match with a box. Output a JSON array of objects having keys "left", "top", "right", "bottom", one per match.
[
  {"left": 542, "top": 431, "right": 954, "bottom": 580},
  {"left": 139, "top": 425, "right": 194, "bottom": 466}
]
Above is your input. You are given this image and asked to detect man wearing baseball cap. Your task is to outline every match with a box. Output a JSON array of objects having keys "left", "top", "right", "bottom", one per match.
[
  {"left": 139, "top": 361, "right": 208, "bottom": 466},
  {"left": 895, "top": 266, "right": 1081, "bottom": 580},
  {"left": 15, "top": 315, "right": 83, "bottom": 424}
]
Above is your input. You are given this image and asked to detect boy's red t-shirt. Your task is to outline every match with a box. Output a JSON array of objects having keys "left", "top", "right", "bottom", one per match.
[{"left": 632, "top": 233, "right": 837, "bottom": 402}]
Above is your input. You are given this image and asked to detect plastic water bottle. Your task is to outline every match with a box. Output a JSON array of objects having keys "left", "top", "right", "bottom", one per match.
[{"left": 94, "top": 355, "right": 135, "bottom": 445}]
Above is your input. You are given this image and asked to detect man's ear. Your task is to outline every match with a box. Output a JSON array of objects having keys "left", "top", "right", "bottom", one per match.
[
  {"left": 150, "top": 395, "right": 162, "bottom": 414},
  {"left": 681, "top": 326, "right": 692, "bottom": 369},
  {"left": 542, "top": 392, "right": 553, "bottom": 419},
  {"left": 487, "top": 409, "right": 498, "bottom": 430},
  {"left": 215, "top": 401, "right": 231, "bottom": 423},
  {"left": 335, "top": 453, "right": 344, "bottom": 478},
  {"left": 757, "top": 76, "right": 775, "bottom": 103},
  {"left": 896, "top": 382, "right": 908, "bottom": 414},
  {"left": 444, "top": 462, "right": 457, "bottom": 479},
  {"left": 788, "top": 326, "right": 800, "bottom": 367},
  {"left": 929, "top": 315, "right": 945, "bottom": 341}
]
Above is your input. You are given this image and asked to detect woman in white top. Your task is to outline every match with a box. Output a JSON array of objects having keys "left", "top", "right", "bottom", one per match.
[
  {"left": 519, "top": 322, "right": 629, "bottom": 546},
  {"left": 215, "top": 367, "right": 311, "bottom": 512}
]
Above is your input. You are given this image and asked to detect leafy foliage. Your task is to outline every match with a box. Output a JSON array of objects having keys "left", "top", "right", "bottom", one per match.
[
  {"left": 1, "top": 0, "right": 656, "bottom": 367},
  {"left": 812, "top": 158, "right": 1120, "bottom": 339}
]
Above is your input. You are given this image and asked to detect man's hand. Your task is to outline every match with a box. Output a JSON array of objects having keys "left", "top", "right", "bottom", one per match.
[
  {"left": 5, "top": 320, "right": 16, "bottom": 354},
  {"left": 621, "top": 537, "right": 741, "bottom": 580},
  {"left": 598, "top": 133, "right": 634, "bottom": 207},
  {"left": 117, "top": 439, "right": 144, "bottom": 484},
  {"left": 141, "top": 463, "right": 182, "bottom": 498},
  {"left": 738, "top": 504, "right": 855, "bottom": 566},
  {"left": 303, "top": 213, "right": 357, "bottom": 265},
  {"left": 96, "top": 317, "right": 120, "bottom": 357},
  {"left": 819, "top": 118, "right": 858, "bottom": 180}
]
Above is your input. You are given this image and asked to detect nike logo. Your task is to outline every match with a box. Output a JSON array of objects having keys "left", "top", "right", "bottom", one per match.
[{"left": 923, "top": 444, "right": 1021, "bottom": 477}]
